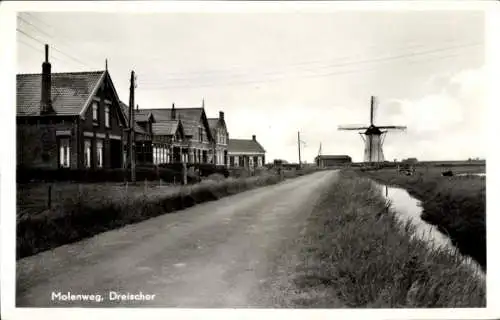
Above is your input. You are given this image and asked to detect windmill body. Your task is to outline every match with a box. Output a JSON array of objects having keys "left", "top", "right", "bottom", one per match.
[
  {"left": 338, "top": 96, "right": 406, "bottom": 163},
  {"left": 363, "top": 126, "right": 385, "bottom": 162}
]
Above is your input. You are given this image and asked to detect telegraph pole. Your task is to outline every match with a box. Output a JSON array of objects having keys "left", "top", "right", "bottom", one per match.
[
  {"left": 298, "top": 131, "right": 301, "bottom": 168},
  {"left": 128, "top": 71, "right": 137, "bottom": 183}
]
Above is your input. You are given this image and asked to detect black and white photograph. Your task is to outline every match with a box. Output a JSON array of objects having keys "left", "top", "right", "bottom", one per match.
[{"left": 1, "top": 1, "right": 499, "bottom": 319}]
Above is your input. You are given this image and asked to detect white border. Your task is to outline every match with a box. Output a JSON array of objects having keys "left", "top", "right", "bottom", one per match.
[{"left": 2, "top": 1, "right": 499, "bottom": 320}]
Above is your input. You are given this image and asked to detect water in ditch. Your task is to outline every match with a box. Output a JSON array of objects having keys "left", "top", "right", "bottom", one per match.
[{"left": 377, "top": 183, "right": 485, "bottom": 279}]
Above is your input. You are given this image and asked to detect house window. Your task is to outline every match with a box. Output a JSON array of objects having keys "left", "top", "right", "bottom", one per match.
[
  {"left": 96, "top": 140, "right": 103, "bottom": 168},
  {"left": 234, "top": 156, "right": 239, "bottom": 168},
  {"left": 92, "top": 102, "right": 98, "bottom": 122},
  {"left": 59, "top": 138, "right": 70, "bottom": 168},
  {"left": 198, "top": 128, "right": 203, "bottom": 142},
  {"left": 84, "top": 140, "right": 91, "bottom": 168},
  {"left": 153, "top": 146, "right": 157, "bottom": 164},
  {"left": 105, "top": 106, "right": 110, "bottom": 128},
  {"left": 257, "top": 156, "right": 262, "bottom": 167}
]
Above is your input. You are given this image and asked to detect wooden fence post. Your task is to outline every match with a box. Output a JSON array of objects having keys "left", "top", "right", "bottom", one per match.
[
  {"left": 47, "top": 185, "right": 52, "bottom": 209},
  {"left": 182, "top": 163, "right": 187, "bottom": 185}
]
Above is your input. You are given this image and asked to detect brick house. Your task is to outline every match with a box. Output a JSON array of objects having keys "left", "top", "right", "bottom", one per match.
[
  {"left": 228, "top": 135, "right": 266, "bottom": 169},
  {"left": 207, "top": 111, "right": 229, "bottom": 166},
  {"left": 17, "top": 45, "right": 128, "bottom": 170},
  {"left": 151, "top": 119, "right": 188, "bottom": 164},
  {"left": 119, "top": 102, "right": 154, "bottom": 166},
  {"left": 139, "top": 104, "right": 216, "bottom": 165}
]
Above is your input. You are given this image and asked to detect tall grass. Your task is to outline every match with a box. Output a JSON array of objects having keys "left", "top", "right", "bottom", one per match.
[
  {"left": 17, "top": 169, "right": 320, "bottom": 259},
  {"left": 292, "top": 171, "right": 485, "bottom": 308},
  {"left": 359, "top": 168, "right": 486, "bottom": 271}
]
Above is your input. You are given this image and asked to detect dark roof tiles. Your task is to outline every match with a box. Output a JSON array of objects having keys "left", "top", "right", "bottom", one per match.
[
  {"left": 228, "top": 139, "right": 266, "bottom": 154},
  {"left": 152, "top": 121, "right": 179, "bottom": 136},
  {"left": 17, "top": 71, "right": 105, "bottom": 116}
]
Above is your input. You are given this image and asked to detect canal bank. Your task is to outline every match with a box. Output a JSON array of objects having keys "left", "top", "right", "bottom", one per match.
[{"left": 379, "top": 183, "right": 485, "bottom": 280}]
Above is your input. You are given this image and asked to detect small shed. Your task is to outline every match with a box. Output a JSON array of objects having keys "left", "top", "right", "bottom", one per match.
[{"left": 315, "top": 155, "right": 352, "bottom": 168}]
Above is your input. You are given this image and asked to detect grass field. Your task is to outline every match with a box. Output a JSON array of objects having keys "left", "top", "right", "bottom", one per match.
[
  {"left": 17, "top": 167, "right": 321, "bottom": 259},
  {"left": 17, "top": 181, "right": 182, "bottom": 219},
  {"left": 291, "top": 170, "right": 485, "bottom": 308},
  {"left": 357, "top": 164, "right": 486, "bottom": 271}
]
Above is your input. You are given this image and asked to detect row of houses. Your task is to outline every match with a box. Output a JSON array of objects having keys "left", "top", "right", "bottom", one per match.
[{"left": 16, "top": 45, "right": 266, "bottom": 171}]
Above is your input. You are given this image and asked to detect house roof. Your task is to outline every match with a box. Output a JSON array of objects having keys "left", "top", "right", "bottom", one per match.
[
  {"left": 317, "top": 155, "right": 352, "bottom": 160},
  {"left": 228, "top": 139, "right": 266, "bottom": 154},
  {"left": 142, "top": 107, "right": 212, "bottom": 138},
  {"left": 17, "top": 71, "right": 106, "bottom": 116},
  {"left": 143, "top": 107, "right": 204, "bottom": 122},
  {"left": 152, "top": 120, "right": 180, "bottom": 136},
  {"left": 119, "top": 101, "right": 147, "bottom": 135},
  {"left": 207, "top": 118, "right": 219, "bottom": 129},
  {"left": 135, "top": 110, "right": 154, "bottom": 122},
  {"left": 207, "top": 118, "right": 219, "bottom": 136},
  {"left": 180, "top": 119, "right": 199, "bottom": 137}
]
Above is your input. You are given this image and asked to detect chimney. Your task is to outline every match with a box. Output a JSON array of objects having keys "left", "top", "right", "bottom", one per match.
[
  {"left": 40, "top": 44, "right": 53, "bottom": 114},
  {"left": 219, "top": 111, "right": 224, "bottom": 120},
  {"left": 171, "top": 103, "right": 176, "bottom": 119},
  {"left": 252, "top": 135, "right": 256, "bottom": 141},
  {"left": 136, "top": 104, "right": 139, "bottom": 111}
]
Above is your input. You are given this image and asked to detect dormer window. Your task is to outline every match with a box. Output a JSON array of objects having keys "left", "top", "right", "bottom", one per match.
[{"left": 92, "top": 101, "right": 99, "bottom": 123}]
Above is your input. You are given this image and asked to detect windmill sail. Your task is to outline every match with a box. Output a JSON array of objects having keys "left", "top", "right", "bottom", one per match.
[
  {"left": 337, "top": 95, "right": 407, "bottom": 164},
  {"left": 338, "top": 125, "right": 369, "bottom": 130},
  {"left": 370, "top": 96, "right": 375, "bottom": 126},
  {"left": 377, "top": 125, "right": 407, "bottom": 130}
]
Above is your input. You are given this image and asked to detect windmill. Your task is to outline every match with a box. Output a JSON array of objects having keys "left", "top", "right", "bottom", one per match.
[{"left": 338, "top": 96, "right": 406, "bottom": 164}]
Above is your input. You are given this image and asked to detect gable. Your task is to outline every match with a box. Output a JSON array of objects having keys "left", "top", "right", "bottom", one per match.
[
  {"left": 80, "top": 71, "right": 127, "bottom": 126},
  {"left": 199, "top": 109, "right": 214, "bottom": 142}
]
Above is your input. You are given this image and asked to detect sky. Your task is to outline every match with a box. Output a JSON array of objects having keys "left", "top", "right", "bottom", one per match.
[{"left": 16, "top": 9, "right": 486, "bottom": 163}]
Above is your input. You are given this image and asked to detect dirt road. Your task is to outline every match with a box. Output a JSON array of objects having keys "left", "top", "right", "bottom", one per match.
[{"left": 16, "top": 170, "right": 337, "bottom": 308}]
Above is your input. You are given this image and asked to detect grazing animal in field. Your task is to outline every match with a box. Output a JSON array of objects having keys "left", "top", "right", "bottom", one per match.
[{"left": 442, "top": 170, "right": 454, "bottom": 177}]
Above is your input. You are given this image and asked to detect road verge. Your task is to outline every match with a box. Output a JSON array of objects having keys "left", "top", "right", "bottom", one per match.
[{"left": 289, "top": 170, "right": 485, "bottom": 307}]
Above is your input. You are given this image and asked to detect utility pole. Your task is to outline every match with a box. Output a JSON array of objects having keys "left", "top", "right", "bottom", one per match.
[
  {"left": 128, "top": 70, "right": 137, "bottom": 183},
  {"left": 298, "top": 131, "right": 301, "bottom": 168}
]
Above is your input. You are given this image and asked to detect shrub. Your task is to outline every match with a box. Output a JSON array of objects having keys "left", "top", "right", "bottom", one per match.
[
  {"left": 16, "top": 166, "right": 186, "bottom": 184},
  {"left": 205, "top": 173, "right": 226, "bottom": 182}
]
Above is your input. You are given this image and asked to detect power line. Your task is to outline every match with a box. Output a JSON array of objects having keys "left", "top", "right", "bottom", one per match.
[
  {"left": 18, "top": 14, "right": 99, "bottom": 66},
  {"left": 17, "top": 39, "right": 44, "bottom": 54},
  {"left": 139, "top": 38, "right": 480, "bottom": 81},
  {"left": 17, "top": 39, "right": 82, "bottom": 66},
  {"left": 20, "top": 12, "right": 54, "bottom": 30},
  {"left": 139, "top": 41, "right": 481, "bottom": 86},
  {"left": 17, "top": 15, "right": 55, "bottom": 41},
  {"left": 17, "top": 28, "right": 95, "bottom": 69},
  {"left": 139, "top": 47, "right": 478, "bottom": 90}
]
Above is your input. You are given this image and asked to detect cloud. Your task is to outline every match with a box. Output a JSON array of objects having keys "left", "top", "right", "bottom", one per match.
[{"left": 378, "top": 66, "right": 486, "bottom": 160}]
